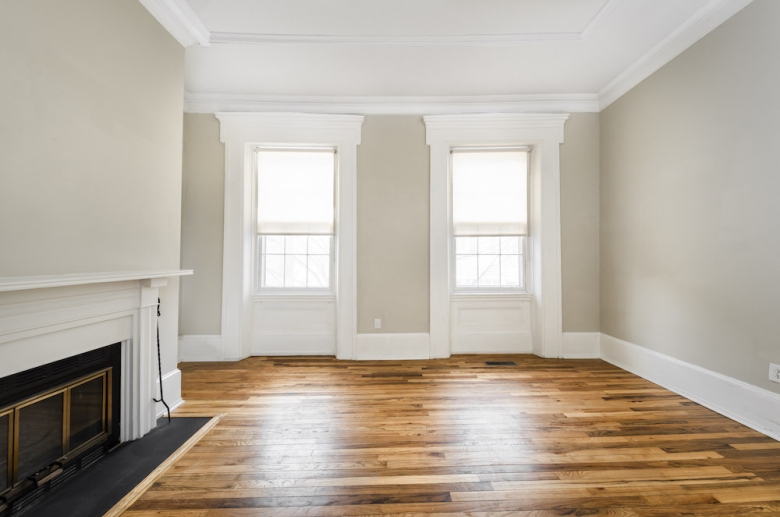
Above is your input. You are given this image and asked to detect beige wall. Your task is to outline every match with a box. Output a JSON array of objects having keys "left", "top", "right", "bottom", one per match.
[
  {"left": 0, "top": 0, "right": 185, "bottom": 375},
  {"left": 560, "top": 113, "right": 600, "bottom": 332},
  {"left": 600, "top": 0, "right": 780, "bottom": 392},
  {"left": 357, "top": 116, "right": 430, "bottom": 334},
  {"left": 179, "top": 113, "right": 600, "bottom": 337},
  {"left": 179, "top": 114, "right": 225, "bottom": 335}
]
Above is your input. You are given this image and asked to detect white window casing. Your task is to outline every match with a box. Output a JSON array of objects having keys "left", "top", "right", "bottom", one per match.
[
  {"left": 425, "top": 113, "right": 568, "bottom": 359},
  {"left": 217, "top": 113, "right": 363, "bottom": 361}
]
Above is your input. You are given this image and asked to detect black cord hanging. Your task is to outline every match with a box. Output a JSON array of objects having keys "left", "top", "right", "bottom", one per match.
[{"left": 152, "top": 297, "right": 172, "bottom": 423}]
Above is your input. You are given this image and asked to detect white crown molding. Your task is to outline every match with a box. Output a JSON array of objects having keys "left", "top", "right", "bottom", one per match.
[
  {"left": 0, "top": 269, "right": 193, "bottom": 292},
  {"left": 580, "top": 0, "right": 624, "bottom": 41},
  {"left": 598, "top": 0, "right": 754, "bottom": 110},
  {"left": 209, "top": 31, "right": 584, "bottom": 46},
  {"left": 137, "top": 0, "right": 623, "bottom": 49},
  {"left": 208, "top": 0, "right": 620, "bottom": 46},
  {"left": 137, "top": 0, "right": 210, "bottom": 47},
  {"left": 185, "top": 93, "right": 600, "bottom": 115}
]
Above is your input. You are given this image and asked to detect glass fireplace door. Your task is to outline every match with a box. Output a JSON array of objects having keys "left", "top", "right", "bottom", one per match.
[
  {"left": 0, "top": 410, "right": 10, "bottom": 493},
  {"left": 16, "top": 390, "right": 65, "bottom": 481},
  {"left": 1, "top": 368, "right": 110, "bottom": 493}
]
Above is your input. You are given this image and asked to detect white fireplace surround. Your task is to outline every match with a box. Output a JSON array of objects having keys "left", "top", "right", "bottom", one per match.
[{"left": 0, "top": 270, "right": 191, "bottom": 442}]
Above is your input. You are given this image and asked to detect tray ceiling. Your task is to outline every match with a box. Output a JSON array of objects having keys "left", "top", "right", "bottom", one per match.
[
  {"left": 137, "top": 0, "right": 755, "bottom": 111},
  {"left": 187, "top": 0, "right": 611, "bottom": 38}
]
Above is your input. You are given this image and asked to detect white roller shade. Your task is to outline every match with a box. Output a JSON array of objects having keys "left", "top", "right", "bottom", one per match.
[
  {"left": 452, "top": 150, "right": 528, "bottom": 236},
  {"left": 257, "top": 149, "right": 335, "bottom": 235}
]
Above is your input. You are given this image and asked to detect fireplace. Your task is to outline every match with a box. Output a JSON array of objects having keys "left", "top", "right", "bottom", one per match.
[
  {"left": 0, "top": 270, "right": 190, "bottom": 515},
  {"left": 0, "top": 344, "right": 121, "bottom": 514}
]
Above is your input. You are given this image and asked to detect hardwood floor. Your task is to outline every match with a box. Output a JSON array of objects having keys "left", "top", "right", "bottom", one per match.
[{"left": 123, "top": 355, "right": 780, "bottom": 516}]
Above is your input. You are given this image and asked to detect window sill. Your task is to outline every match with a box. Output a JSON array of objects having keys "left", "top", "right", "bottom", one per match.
[
  {"left": 253, "top": 292, "right": 336, "bottom": 303},
  {"left": 450, "top": 292, "right": 532, "bottom": 303}
]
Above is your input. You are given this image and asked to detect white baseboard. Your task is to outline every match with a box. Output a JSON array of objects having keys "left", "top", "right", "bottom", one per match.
[
  {"left": 561, "top": 332, "right": 601, "bottom": 358},
  {"left": 179, "top": 334, "right": 222, "bottom": 362},
  {"left": 355, "top": 333, "right": 430, "bottom": 360},
  {"left": 155, "top": 368, "right": 184, "bottom": 419},
  {"left": 600, "top": 333, "right": 780, "bottom": 441}
]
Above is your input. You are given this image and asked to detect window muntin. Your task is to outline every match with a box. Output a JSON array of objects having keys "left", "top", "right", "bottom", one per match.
[
  {"left": 256, "top": 148, "right": 336, "bottom": 292},
  {"left": 259, "top": 235, "right": 332, "bottom": 289},
  {"left": 451, "top": 149, "right": 529, "bottom": 292},
  {"left": 454, "top": 236, "right": 526, "bottom": 289}
]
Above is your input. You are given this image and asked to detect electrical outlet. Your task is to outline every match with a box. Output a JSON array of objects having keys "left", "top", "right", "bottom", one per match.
[
  {"left": 374, "top": 318, "right": 381, "bottom": 329},
  {"left": 770, "top": 363, "right": 780, "bottom": 384}
]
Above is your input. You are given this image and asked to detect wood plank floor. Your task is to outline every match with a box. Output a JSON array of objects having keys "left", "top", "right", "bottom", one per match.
[{"left": 123, "top": 355, "right": 780, "bottom": 516}]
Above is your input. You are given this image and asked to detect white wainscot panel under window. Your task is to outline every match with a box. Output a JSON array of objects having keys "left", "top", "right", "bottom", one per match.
[
  {"left": 252, "top": 297, "right": 336, "bottom": 355},
  {"left": 450, "top": 296, "right": 532, "bottom": 354}
]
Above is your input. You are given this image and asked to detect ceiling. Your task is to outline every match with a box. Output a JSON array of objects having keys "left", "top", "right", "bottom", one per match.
[
  {"left": 139, "top": 0, "right": 754, "bottom": 112},
  {"left": 188, "top": 0, "right": 611, "bottom": 38}
]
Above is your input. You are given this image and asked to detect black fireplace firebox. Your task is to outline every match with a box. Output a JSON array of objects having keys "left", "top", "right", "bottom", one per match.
[{"left": 0, "top": 343, "right": 121, "bottom": 515}]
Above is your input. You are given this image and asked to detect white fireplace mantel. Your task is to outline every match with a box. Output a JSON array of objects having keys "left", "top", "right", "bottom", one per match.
[
  {"left": 0, "top": 270, "right": 191, "bottom": 292},
  {"left": 0, "top": 269, "right": 192, "bottom": 442}
]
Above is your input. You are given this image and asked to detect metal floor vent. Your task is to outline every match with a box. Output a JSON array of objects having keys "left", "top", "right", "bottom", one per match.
[{"left": 484, "top": 361, "right": 517, "bottom": 366}]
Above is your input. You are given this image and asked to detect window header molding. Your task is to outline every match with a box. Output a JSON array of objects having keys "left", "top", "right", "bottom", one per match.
[
  {"left": 424, "top": 113, "right": 569, "bottom": 138},
  {"left": 217, "top": 112, "right": 364, "bottom": 144}
]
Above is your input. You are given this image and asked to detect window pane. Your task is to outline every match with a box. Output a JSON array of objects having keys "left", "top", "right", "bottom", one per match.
[
  {"left": 478, "top": 255, "right": 500, "bottom": 287},
  {"left": 286, "top": 235, "right": 308, "bottom": 255},
  {"left": 453, "top": 235, "right": 526, "bottom": 290},
  {"left": 308, "top": 236, "right": 330, "bottom": 255},
  {"left": 500, "top": 255, "right": 521, "bottom": 287},
  {"left": 455, "top": 237, "right": 478, "bottom": 254},
  {"left": 285, "top": 255, "right": 308, "bottom": 287},
  {"left": 260, "top": 234, "right": 334, "bottom": 290},
  {"left": 455, "top": 255, "right": 478, "bottom": 287},
  {"left": 257, "top": 150, "right": 335, "bottom": 234},
  {"left": 452, "top": 150, "right": 528, "bottom": 236},
  {"left": 308, "top": 255, "right": 330, "bottom": 288},
  {"left": 264, "top": 255, "right": 285, "bottom": 287},
  {"left": 265, "top": 235, "right": 285, "bottom": 254},
  {"left": 0, "top": 413, "right": 8, "bottom": 491},
  {"left": 500, "top": 236, "right": 520, "bottom": 255},
  {"left": 478, "top": 236, "right": 500, "bottom": 255}
]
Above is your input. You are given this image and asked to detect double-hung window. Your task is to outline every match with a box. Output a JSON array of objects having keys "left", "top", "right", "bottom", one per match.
[
  {"left": 256, "top": 148, "right": 336, "bottom": 291},
  {"left": 451, "top": 148, "right": 529, "bottom": 291}
]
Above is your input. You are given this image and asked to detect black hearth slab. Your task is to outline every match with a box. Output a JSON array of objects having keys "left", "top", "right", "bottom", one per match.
[{"left": 22, "top": 417, "right": 210, "bottom": 517}]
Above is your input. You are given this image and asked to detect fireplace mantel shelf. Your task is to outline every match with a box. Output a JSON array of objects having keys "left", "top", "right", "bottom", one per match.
[{"left": 0, "top": 270, "right": 193, "bottom": 292}]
